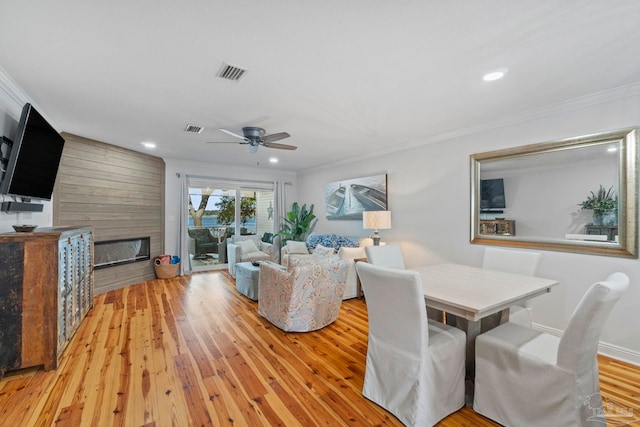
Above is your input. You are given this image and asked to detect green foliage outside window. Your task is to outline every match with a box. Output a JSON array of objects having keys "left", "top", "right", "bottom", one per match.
[{"left": 216, "top": 196, "right": 256, "bottom": 225}]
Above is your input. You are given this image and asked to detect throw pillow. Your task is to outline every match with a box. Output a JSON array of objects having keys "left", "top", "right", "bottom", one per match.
[
  {"left": 262, "top": 232, "right": 274, "bottom": 243},
  {"left": 306, "top": 233, "right": 338, "bottom": 251},
  {"left": 338, "top": 246, "right": 365, "bottom": 260},
  {"left": 237, "top": 239, "right": 259, "bottom": 255},
  {"left": 314, "top": 244, "right": 335, "bottom": 257},
  {"left": 287, "top": 240, "right": 309, "bottom": 254},
  {"left": 336, "top": 235, "right": 360, "bottom": 248}
]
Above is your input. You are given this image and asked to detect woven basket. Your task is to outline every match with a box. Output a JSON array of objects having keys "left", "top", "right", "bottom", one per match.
[{"left": 154, "top": 263, "right": 179, "bottom": 279}]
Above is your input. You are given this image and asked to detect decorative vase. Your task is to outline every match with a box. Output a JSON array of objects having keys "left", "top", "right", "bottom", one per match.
[
  {"left": 603, "top": 211, "right": 617, "bottom": 226},
  {"left": 592, "top": 213, "right": 603, "bottom": 226}
]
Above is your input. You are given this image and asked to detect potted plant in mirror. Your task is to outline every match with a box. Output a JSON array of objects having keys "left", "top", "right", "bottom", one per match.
[
  {"left": 277, "top": 202, "right": 318, "bottom": 243},
  {"left": 578, "top": 185, "right": 617, "bottom": 226}
]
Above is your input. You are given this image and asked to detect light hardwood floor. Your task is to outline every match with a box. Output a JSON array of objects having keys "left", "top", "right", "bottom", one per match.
[{"left": 1, "top": 271, "right": 638, "bottom": 426}]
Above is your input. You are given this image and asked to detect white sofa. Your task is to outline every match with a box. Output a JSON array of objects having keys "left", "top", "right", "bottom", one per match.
[{"left": 337, "top": 246, "right": 367, "bottom": 299}]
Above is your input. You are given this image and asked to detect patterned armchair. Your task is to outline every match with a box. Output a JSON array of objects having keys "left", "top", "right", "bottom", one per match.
[{"left": 258, "top": 255, "right": 350, "bottom": 332}]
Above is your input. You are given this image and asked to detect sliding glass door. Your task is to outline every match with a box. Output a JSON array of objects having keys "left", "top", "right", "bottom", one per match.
[
  {"left": 250, "top": 189, "right": 276, "bottom": 237},
  {"left": 185, "top": 177, "right": 275, "bottom": 272},
  {"left": 187, "top": 186, "right": 232, "bottom": 270}
]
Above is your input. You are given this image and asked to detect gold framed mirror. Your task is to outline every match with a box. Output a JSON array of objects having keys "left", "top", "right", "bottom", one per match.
[{"left": 471, "top": 128, "right": 638, "bottom": 258}]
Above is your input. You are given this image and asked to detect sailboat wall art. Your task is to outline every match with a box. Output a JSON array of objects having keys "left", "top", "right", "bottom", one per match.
[{"left": 325, "top": 173, "right": 388, "bottom": 220}]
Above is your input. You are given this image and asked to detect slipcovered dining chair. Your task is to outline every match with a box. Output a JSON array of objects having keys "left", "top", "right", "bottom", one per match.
[
  {"left": 364, "top": 245, "right": 405, "bottom": 269},
  {"left": 482, "top": 247, "right": 542, "bottom": 328},
  {"left": 365, "top": 244, "right": 445, "bottom": 322},
  {"left": 473, "top": 272, "right": 629, "bottom": 427},
  {"left": 356, "top": 262, "right": 466, "bottom": 426}
]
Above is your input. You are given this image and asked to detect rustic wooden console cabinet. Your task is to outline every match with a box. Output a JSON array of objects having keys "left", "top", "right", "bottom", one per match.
[
  {"left": 479, "top": 219, "right": 516, "bottom": 236},
  {"left": 0, "top": 226, "right": 93, "bottom": 378}
]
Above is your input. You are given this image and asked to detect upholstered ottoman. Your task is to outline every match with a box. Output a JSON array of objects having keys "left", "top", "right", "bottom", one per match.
[{"left": 235, "top": 262, "right": 261, "bottom": 300}]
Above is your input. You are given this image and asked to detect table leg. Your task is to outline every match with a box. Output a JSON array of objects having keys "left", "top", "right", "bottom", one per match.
[
  {"left": 456, "top": 308, "right": 510, "bottom": 405},
  {"left": 499, "top": 307, "right": 510, "bottom": 324},
  {"left": 454, "top": 317, "right": 481, "bottom": 405},
  {"left": 456, "top": 318, "right": 481, "bottom": 377}
]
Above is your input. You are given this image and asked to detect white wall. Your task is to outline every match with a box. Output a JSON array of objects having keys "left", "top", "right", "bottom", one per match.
[
  {"left": 494, "top": 158, "right": 618, "bottom": 239},
  {"left": 163, "top": 158, "right": 297, "bottom": 256},
  {"left": 0, "top": 72, "right": 54, "bottom": 233},
  {"left": 297, "top": 94, "right": 640, "bottom": 364}
]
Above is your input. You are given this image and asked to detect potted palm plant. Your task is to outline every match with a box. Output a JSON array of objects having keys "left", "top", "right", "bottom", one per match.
[
  {"left": 278, "top": 202, "right": 318, "bottom": 243},
  {"left": 578, "top": 185, "right": 617, "bottom": 225}
]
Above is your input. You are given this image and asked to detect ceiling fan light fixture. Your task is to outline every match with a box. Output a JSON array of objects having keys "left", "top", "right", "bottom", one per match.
[{"left": 209, "top": 126, "right": 297, "bottom": 151}]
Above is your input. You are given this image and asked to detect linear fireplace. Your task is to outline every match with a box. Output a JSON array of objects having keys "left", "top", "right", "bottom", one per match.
[{"left": 94, "top": 237, "right": 150, "bottom": 269}]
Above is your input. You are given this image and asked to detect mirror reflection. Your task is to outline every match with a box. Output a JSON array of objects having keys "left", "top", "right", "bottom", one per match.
[{"left": 471, "top": 128, "right": 638, "bottom": 258}]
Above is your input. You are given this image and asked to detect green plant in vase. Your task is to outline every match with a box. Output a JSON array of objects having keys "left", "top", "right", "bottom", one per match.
[
  {"left": 578, "top": 185, "right": 617, "bottom": 225},
  {"left": 277, "top": 202, "right": 318, "bottom": 243}
]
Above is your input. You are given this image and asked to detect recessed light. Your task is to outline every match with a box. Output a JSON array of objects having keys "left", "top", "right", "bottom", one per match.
[
  {"left": 141, "top": 141, "right": 156, "bottom": 149},
  {"left": 269, "top": 157, "right": 278, "bottom": 163},
  {"left": 483, "top": 69, "right": 508, "bottom": 81}
]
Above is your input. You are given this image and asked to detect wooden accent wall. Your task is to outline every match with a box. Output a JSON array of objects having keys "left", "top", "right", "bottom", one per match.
[{"left": 53, "top": 133, "right": 165, "bottom": 294}]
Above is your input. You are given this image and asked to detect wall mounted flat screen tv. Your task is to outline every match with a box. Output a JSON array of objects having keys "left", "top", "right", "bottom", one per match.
[
  {"left": 480, "top": 178, "right": 506, "bottom": 210},
  {"left": 0, "top": 103, "right": 65, "bottom": 200}
]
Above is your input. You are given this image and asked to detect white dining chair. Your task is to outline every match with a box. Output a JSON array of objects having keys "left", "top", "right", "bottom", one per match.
[
  {"left": 363, "top": 244, "right": 443, "bottom": 321},
  {"left": 355, "top": 262, "right": 466, "bottom": 426},
  {"left": 473, "top": 272, "right": 629, "bottom": 427},
  {"left": 364, "top": 245, "right": 405, "bottom": 269},
  {"left": 482, "top": 247, "right": 542, "bottom": 328}
]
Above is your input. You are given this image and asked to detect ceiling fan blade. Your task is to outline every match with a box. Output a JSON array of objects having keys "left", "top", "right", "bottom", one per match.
[
  {"left": 218, "top": 128, "right": 249, "bottom": 141},
  {"left": 262, "top": 142, "right": 298, "bottom": 150},
  {"left": 261, "top": 132, "right": 290, "bottom": 143},
  {"left": 205, "top": 141, "right": 249, "bottom": 145}
]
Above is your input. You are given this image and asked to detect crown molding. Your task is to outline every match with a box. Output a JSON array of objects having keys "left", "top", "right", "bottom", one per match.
[
  {"left": 0, "top": 66, "right": 64, "bottom": 132},
  {"left": 300, "top": 81, "right": 640, "bottom": 175},
  {"left": 0, "top": 65, "right": 30, "bottom": 119}
]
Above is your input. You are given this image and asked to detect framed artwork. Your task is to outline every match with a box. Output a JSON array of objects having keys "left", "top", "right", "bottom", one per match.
[{"left": 325, "top": 173, "right": 387, "bottom": 220}]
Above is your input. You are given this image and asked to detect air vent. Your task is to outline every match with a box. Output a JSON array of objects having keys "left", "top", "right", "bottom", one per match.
[
  {"left": 184, "top": 124, "right": 204, "bottom": 134},
  {"left": 216, "top": 63, "right": 248, "bottom": 81}
]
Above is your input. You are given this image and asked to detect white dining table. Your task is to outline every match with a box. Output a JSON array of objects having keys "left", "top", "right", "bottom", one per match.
[{"left": 409, "top": 263, "right": 559, "bottom": 379}]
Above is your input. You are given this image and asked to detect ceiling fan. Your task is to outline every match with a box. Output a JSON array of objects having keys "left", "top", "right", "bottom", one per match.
[{"left": 207, "top": 127, "right": 297, "bottom": 152}]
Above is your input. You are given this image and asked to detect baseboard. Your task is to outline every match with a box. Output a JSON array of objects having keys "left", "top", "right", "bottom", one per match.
[
  {"left": 533, "top": 323, "right": 640, "bottom": 367},
  {"left": 94, "top": 272, "right": 156, "bottom": 295}
]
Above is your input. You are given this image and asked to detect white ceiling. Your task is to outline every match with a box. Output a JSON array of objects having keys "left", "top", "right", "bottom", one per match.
[{"left": 1, "top": 1, "right": 640, "bottom": 172}]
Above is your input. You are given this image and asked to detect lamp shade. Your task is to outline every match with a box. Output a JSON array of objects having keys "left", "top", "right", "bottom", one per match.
[{"left": 363, "top": 210, "right": 391, "bottom": 230}]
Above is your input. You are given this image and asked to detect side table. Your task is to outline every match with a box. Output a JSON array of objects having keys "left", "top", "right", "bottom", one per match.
[
  {"left": 235, "top": 261, "right": 284, "bottom": 301},
  {"left": 584, "top": 225, "right": 618, "bottom": 241},
  {"left": 235, "top": 261, "right": 261, "bottom": 301},
  {"left": 354, "top": 257, "right": 368, "bottom": 299}
]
